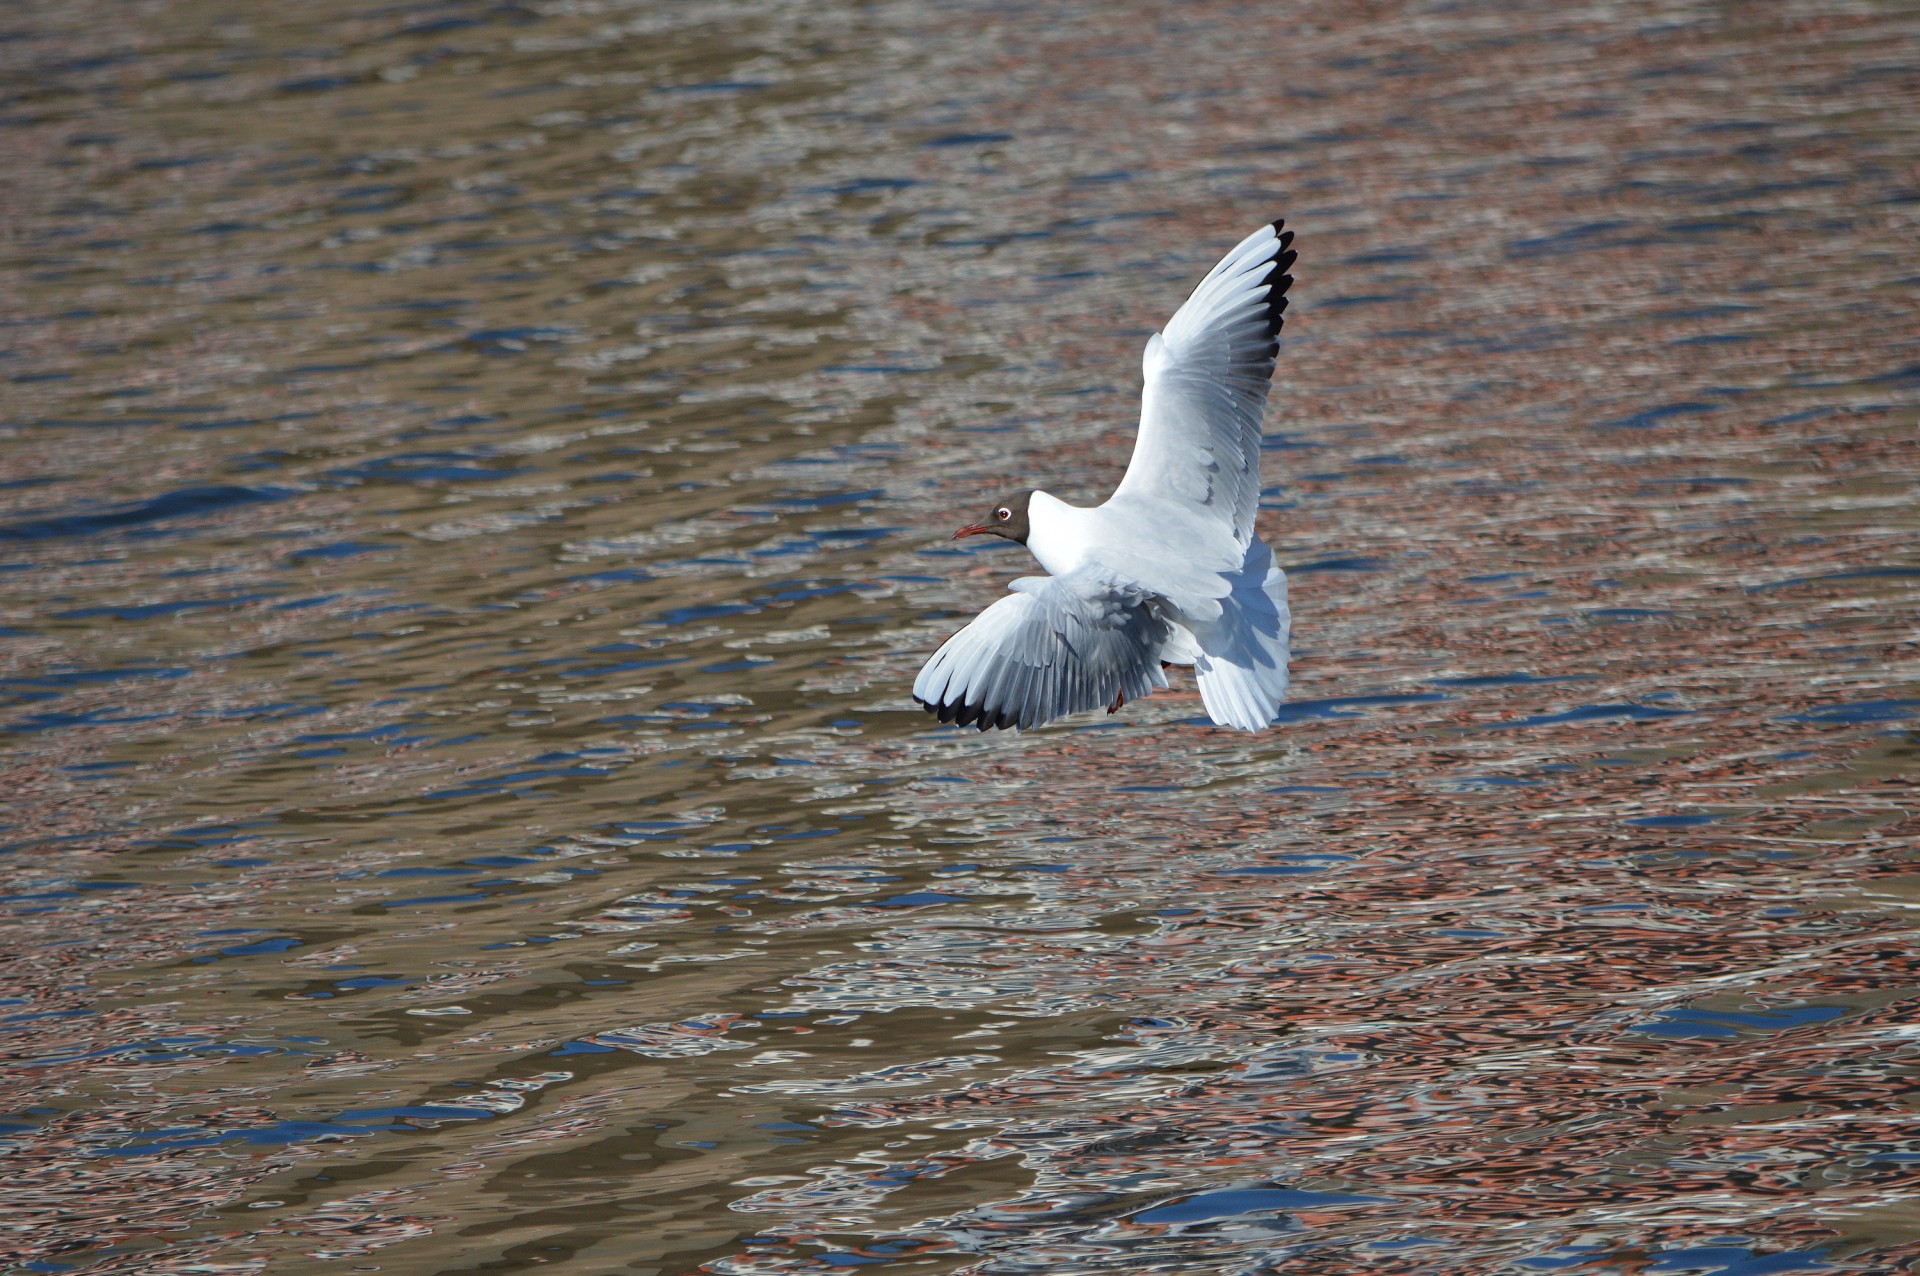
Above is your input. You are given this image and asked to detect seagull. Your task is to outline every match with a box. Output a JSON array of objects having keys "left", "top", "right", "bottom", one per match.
[{"left": 914, "top": 220, "right": 1296, "bottom": 733}]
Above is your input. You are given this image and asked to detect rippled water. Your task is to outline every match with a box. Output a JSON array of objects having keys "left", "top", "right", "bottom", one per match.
[{"left": 4, "top": 0, "right": 1918, "bottom": 1272}]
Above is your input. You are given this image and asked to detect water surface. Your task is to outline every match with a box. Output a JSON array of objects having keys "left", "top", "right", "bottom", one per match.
[{"left": 3, "top": 0, "right": 1918, "bottom": 1272}]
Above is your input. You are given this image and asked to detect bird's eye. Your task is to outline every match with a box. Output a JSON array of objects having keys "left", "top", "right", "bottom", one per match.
[{"left": 996, "top": 507, "right": 1011, "bottom": 520}]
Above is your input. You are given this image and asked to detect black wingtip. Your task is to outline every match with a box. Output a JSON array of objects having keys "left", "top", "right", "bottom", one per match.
[
  {"left": 1261, "top": 215, "right": 1298, "bottom": 341},
  {"left": 919, "top": 694, "right": 964, "bottom": 725},
  {"left": 1262, "top": 259, "right": 1295, "bottom": 337},
  {"left": 917, "top": 692, "right": 1020, "bottom": 732}
]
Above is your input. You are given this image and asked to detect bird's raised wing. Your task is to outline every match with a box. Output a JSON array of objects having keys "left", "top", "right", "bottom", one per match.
[
  {"left": 1108, "top": 220, "right": 1295, "bottom": 549},
  {"left": 913, "top": 568, "right": 1173, "bottom": 731}
]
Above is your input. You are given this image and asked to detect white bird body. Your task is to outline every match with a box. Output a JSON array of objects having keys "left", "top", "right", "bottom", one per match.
[
  {"left": 1023, "top": 493, "right": 1247, "bottom": 625},
  {"left": 1021, "top": 490, "right": 1097, "bottom": 579},
  {"left": 915, "top": 221, "right": 1298, "bottom": 733}
]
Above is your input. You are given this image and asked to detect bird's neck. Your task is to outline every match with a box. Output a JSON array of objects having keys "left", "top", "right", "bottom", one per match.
[{"left": 1025, "top": 490, "right": 1095, "bottom": 577}]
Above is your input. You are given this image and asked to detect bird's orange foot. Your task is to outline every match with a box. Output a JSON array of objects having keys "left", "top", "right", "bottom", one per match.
[{"left": 1107, "top": 689, "right": 1126, "bottom": 714}]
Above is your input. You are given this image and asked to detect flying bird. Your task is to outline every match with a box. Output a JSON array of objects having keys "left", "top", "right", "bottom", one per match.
[{"left": 914, "top": 220, "right": 1296, "bottom": 733}]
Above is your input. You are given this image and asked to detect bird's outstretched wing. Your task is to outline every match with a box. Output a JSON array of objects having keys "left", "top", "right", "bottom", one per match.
[
  {"left": 1108, "top": 220, "right": 1295, "bottom": 550},
  {"left": 913, "top": 568, "right": 1174, "bottom": 731}
]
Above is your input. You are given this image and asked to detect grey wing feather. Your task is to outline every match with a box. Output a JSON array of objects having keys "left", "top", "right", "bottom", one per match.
[
  {"left": 1109, "top": 221, "right": 1295, "bottom": 548},
  {"left": 913, "top": 569, "right": 1173, "bottom": 731}
]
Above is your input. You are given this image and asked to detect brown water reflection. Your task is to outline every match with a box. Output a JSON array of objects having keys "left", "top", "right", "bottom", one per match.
[{"left": 3, "top": 0, "right": 1917, "bottom": 1272}]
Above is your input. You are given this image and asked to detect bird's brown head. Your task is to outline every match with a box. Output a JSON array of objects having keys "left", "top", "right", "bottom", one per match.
[{"left": 953, "top": 491, "right": 1033, "bottom": 546}]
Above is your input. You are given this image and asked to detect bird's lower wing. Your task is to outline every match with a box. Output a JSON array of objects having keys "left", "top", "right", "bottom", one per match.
[{"left": 913, "top": 569, "right": 1173, "bottom": 731}]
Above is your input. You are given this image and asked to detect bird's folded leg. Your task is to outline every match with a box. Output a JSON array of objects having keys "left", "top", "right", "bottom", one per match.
[{"left": 1107, "top": 688, "right": 1126, "bottom": 714}]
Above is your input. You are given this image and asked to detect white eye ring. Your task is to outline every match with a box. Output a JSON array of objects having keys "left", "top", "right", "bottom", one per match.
[{"left": 996, "top": 507, "right": 1011, "bottom": 520}]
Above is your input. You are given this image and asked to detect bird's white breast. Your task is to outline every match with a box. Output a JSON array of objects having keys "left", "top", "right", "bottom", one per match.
[
  {"left": 1024, "top": 491, "right": 1102, "bottom": 579},
  {"left": 1028, "top": 490, "right": 1237, "bottom": 622}
]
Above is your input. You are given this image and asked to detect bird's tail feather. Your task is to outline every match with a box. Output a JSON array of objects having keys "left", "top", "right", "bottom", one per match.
[{"left": 1193, "top": 545, "right": 1290, "bottom": 732}]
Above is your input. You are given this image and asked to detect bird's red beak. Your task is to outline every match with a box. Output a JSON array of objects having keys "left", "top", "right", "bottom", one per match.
[{"left": 952, "top": 523, "right": 992, "bottom": 540}]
